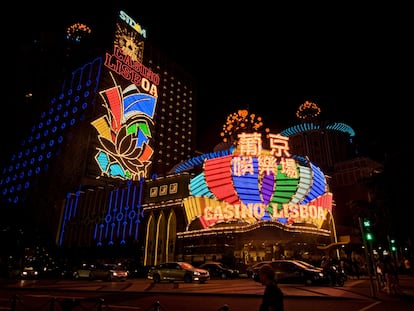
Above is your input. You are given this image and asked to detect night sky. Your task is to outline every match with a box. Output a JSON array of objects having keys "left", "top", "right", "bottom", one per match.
[
  {"left": 5, "top": 2, "right": 413, "bottom": 239},
  {"left": 122, "top": 2, "right": 412, "bottom": 160},
  {"left": 9, "top": 2, "right": 412, "bottom": 157}
]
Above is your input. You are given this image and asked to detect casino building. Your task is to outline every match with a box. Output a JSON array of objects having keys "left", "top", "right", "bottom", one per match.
[
  {"left": 1, "top": 9, "right": 195, "bottom": 230},
  {"left": 1, "top": 9, "right": 378, "bottom": 268}
]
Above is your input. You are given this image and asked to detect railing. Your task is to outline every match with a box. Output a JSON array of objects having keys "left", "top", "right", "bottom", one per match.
[{"left": 5, "top": 295, "right": 230, "bottom": 311}]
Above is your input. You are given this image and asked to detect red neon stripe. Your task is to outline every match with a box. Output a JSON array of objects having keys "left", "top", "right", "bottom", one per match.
[
  {"left": 104, "top": 86, "right": 123, "bottom": 132},
  {"left": 204, "top": 155, "right": 241, "bottom": 205}
]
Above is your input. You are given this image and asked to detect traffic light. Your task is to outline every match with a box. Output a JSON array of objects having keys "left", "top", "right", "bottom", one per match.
[
  {"left": 363, "top": 219, "right": 373, "bottom": 241},
  {"left": 390, "top": 239, "right": 396, "bottom": 251}
]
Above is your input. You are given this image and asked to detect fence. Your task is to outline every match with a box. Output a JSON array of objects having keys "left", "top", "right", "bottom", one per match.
[{"left": 4, "top": 295, "right": 230, "bottom": 311}]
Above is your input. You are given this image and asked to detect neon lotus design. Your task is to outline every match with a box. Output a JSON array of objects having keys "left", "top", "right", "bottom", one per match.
[{"left": 92, "top": 81, "right": 157, "bottom": 180}]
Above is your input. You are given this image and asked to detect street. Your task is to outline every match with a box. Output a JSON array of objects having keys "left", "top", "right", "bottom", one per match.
[{"left": 0, "top": 275, "right": 413, "bottom": 311}]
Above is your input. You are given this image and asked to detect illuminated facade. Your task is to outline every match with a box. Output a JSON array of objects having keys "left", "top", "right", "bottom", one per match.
[
  {"left": 144, "top": 131, "right": 334, "bottom": 266},
  {"left": 2, "top": 11, "right": 370, "bottom": 267},
  {"left": 151, "top": 104, "right": 374, "bottom": 266},
  {"left": 0, "top": 10, "right": 196, "bottom": 246}
]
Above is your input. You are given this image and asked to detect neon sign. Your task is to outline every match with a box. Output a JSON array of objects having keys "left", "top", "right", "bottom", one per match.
[
  {"left": 183, "top": 133, "right": 333, "bottom": 229},
  {"left": 91, "top": 73, "right": 157, "bottom": 180},
  {"left": 119, "top": 10, "right": 147, "bottom": 38},
  {"left": 104, "top": 45, "right": 159, "bottom": 97},
  {"left": 203, "top": 202, "right": 327, "bottom": 222}
]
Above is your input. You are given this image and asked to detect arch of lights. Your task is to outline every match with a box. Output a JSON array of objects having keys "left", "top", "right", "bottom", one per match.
[{"left": 279, "top": 122, "right": 355, "bottom": 137}]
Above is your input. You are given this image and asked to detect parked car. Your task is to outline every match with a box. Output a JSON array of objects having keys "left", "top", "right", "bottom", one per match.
[
  {"left": 246, "top": 261, "right": 272, "bottom": 278},
  {"left": 20, "top": 266, "right": 39, "bottom": 279},
  {"left": 295, "top": 260, "right": 324, "bottom": 271},
  {"left": 124, "top": 261, "right": 153, "bottom": 278},
  {"left": 73, "top": 263, "right": 128, "bottom": 281},
  {"left": 147, "top": 261, "right": 210, "bottom": 283},
  {"left": 73, "top": 263, "right": 93, "bottom": 279},
  {"left": 251, "top": 259, "right": 330, "bottom": 285},
  {"left": 198, "top": 261, "right": 239, "bottom": 279}
]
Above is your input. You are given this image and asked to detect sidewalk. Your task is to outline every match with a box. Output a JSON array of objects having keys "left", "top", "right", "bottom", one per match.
[
  {"left": 323, "top": 274, "right": 414, "bottom": 301},
  {"left": 367, "top": 274, "right": 414, "bottom": 301}
]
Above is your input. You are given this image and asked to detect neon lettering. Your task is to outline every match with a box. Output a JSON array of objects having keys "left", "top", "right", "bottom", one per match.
[
  {"left": 119, "top": 10, "right": 147, "bottom": 38},
  {"left": 203, "top": 202, "right": 326, "bottom": 222},
  {"left": 104, "top": 51, "right": 158, "bottom": 97}
]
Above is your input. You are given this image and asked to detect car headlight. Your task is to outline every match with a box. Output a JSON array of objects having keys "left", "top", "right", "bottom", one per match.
[{"left": 193, "top": 271, "right": 200, "bottom": 276}]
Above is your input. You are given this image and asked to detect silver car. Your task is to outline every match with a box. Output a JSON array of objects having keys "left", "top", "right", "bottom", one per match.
[
  {"left": 73, "top": 263, "right": 128, "bottom": 281},
  {"left": 148, "top": 261, "right": 210, "bottom": 283}
]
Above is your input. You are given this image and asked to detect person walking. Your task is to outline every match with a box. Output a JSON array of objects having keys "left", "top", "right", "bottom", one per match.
[
  {"left": 403, "top": 257, "right": 412, "bottom": 274},
  {"left": 383, "top": 256, "right": 402, "bottom": 296},
  {"left": 258, "top": 264, "right": 284, "bottom": 311}
]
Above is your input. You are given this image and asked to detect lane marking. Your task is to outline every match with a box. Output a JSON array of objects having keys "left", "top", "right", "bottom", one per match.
[{"left": 358, "top": 301, "right": 382, "bottom": 311}]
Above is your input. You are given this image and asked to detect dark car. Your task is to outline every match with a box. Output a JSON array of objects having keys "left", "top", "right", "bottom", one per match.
[
  {"left": 147, "top": 261, "right": 210, "bottom": 283},
  {"left": 124, "top": 261, "right": 152, "bottom": 278},
  {"left": 246, "top": 261, "right": 273, "bottom": 278},
  {"left": 295, "top": 260, "right": 324, "bottom": 272},
  {"left": 198, "top": 262, "right": 239, "bottom": 279},
  {"left": 252, "top": 260, "right": 330, "bottom": 285}
]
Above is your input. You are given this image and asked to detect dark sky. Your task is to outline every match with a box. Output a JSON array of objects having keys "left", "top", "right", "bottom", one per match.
[
  {"left": 7, "top": 2, "right": 412, "bottom": 159},
  {"left": 120, "top": 2, "right": 412, "bottom": 156}
]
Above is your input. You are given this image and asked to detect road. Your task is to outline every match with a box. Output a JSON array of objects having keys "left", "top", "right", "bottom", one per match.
[{"left": 0, "top": 275, "right": 413, "bottom": 311}]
